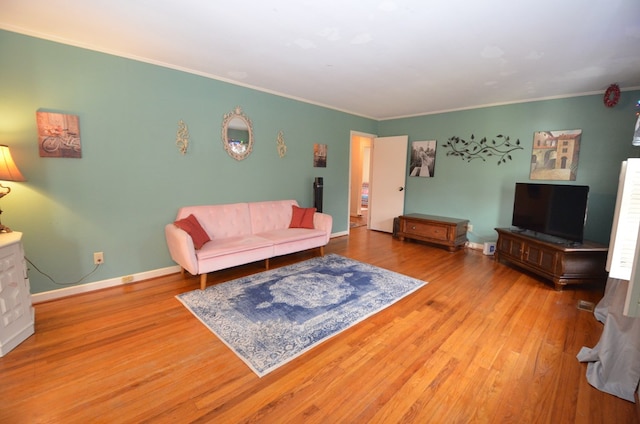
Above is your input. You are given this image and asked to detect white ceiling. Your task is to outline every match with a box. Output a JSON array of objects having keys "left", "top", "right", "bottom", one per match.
[{"left": 2, "top": 0, "right": 640, "bottom": 119}]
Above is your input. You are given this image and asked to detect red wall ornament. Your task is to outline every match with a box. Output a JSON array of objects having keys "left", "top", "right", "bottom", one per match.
[{"left": 604, "top": 83, "right": 621, "bottom": 108}]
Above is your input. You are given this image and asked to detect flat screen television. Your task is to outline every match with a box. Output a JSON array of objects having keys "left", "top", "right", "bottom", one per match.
[{"left": 511, "top": 182, "right": 589, "bottom": 243}]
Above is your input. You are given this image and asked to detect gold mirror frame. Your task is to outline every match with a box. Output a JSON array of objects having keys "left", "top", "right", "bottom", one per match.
[{"left": 221, "top": 106, "right": 253, "bottom": 160}]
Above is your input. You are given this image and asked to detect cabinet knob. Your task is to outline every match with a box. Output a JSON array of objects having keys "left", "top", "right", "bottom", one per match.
[{"left": 411, "top": 226, "right": 416, "bottom": 230}]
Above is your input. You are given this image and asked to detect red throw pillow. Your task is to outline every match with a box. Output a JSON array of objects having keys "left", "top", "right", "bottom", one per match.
[
  {"left": 289, "top": 205, "right": 316, "bottom": 229},
  {"left": 174, "top": 214, "right": 210, "bottom": 249}
]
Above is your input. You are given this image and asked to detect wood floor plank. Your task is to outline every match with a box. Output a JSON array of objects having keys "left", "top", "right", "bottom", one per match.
[{"left": 1, "top": 226, "right": 636, "bottom": 423}]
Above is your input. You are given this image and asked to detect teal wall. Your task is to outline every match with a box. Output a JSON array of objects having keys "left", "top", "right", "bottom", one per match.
[
  {"left": 380, "top": 94, "right": 640, "bottom": 245},
  {"left": 1, "top": 29, "right": 638, "bottom": 294},
  {"left": 0, "top": 30, "right": 376, "bottom": 293}
]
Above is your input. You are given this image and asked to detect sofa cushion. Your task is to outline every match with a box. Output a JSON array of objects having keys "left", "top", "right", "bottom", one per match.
[
  {"left": 257, "top": 228, "right": 326, "bottom": 243},
  {"left": 249, "top": 200, "right": 298, "bottom": 233},
  {"left": 195, "top": 235, "right": 273, "bottom": 260},
  {"left": 177, "top": 203, "right": 253, "bottom": 239},
  {"left": 289, "top": 206, "right": 316, "bottom": 229},
  {"left": 174, "top": 214, "right": 210, "bottom": 249}
]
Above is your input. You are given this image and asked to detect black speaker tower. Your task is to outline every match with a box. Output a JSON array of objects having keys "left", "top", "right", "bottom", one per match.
[{"left": 313, "top": 177, "right": 323, "bottom": 213}]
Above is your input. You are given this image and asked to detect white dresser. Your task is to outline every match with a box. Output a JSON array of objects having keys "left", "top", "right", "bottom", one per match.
[{"left": 0, "top": 232, "right": 34, "bottom": 356}]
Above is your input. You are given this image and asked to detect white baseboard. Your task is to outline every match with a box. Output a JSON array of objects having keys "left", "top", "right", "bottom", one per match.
[
  {"left": 31, "top": 265, "right": 181, "bottom": 304},
  {"left": 32, "top": 232, "right": 346, "bottom": 304},
  {"left": 466, "top": 242, "right": 484, "bottom": 250}
]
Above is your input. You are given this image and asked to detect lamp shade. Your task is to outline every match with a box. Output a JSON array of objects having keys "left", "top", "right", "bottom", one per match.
[{"left": 0, "top": 145, "right": 25, "bottom": 182}]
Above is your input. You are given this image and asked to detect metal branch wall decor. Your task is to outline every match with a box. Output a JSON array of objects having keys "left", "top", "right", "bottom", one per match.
[
  {"left": 176, "top": 120, "right": 190, "bottom": 154},
  {"left": 442, "top": 134, "right": 522, "bottom": 165}
]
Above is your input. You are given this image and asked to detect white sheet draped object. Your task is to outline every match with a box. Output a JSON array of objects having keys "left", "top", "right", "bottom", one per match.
[{"left": 577, "top": 278, "right": 640, "bottom": 402}]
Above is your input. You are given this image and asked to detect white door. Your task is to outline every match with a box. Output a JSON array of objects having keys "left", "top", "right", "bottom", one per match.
[{"left": 369, "top": 135, "right": 408, "bottom": 232}]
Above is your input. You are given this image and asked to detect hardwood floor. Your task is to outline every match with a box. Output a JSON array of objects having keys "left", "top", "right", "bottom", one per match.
[
  {"left": 1, "top": 227, "right": 637, "bottom": 423},
  {"left": 350, "top": 210, "right": 368, "bottom": 228}
]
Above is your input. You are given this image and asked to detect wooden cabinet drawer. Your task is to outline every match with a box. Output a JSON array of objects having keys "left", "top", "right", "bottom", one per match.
[
  {"left": 398, "top": 214, "right": 468, "bottom": 252},
  {"left": 403, "top": 221, "right": 449, "bottom": 241}
]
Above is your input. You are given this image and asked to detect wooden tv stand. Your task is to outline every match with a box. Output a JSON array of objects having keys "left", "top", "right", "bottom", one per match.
[
  {"left": 494, "top": 228, "right": 608, "bottom": 290},
  {"left": 397, "top": 214, "right": 468, "bottom": 252}
]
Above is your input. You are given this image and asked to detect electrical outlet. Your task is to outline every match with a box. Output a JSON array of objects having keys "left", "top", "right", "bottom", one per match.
[
  {"left": 93, "top": 252, "right": 104, "bottom": 265},
  {"left": 122, "top": 275, "right": 134, "bottom": 284},
  {"left": 467, "top": 224, "right": 473, "bottom": 232}
]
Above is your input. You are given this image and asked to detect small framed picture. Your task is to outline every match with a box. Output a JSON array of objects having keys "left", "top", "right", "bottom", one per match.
[
  {"left": 313, "top": 143, "right": 327, "bottom": 167},
  {"left": 409, "top": 140, "right": 436, "bottom": 177},
  {"left": 36, "top": 111, "right": 82, "bottom": 158}
]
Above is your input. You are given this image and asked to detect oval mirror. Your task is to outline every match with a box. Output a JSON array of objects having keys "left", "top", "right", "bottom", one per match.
[{"left": 221, "top": 106, "right": 253, "bottom": 160}]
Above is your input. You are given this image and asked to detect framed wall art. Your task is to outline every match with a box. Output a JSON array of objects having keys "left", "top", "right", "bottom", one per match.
[
  {"left": 313, "top": 143, "right": 327, "bottom": 168},
  {"left": 530, "top": 129, "right": 581, "bottom": 181},
  {"left": 36, "top": 111, "right": 82, "bottom": 158},
  {"left": 409, "top": 140, "right": 436, "bottom": 177}
]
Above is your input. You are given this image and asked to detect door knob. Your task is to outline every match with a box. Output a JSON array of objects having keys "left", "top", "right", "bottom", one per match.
[{"left": 399, "top": 187, "right": 404, "bottom": 191}]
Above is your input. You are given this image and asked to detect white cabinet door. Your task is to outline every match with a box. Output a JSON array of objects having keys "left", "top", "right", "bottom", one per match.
[{"left": 0, "top": 233, "right": 34, "bottom": 356}]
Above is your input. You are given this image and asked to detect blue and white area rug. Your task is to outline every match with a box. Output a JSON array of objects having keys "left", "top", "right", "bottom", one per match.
[{"left": 176, "top": 254, "right": 427, "bottom": 377}]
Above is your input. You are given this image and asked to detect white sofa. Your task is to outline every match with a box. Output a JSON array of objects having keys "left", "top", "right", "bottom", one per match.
[{"left": 165, "top": 200, "right": 332, "bottom": 289}]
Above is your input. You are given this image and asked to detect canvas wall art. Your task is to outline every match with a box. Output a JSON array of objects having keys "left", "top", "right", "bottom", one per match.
[
  {"left": 409, "top": 140, "right": 436, "bottom": 178},
  {"left": 530, "top": 129, "right": 581, "bottom": 181},
  {"left": 313, "top": 143, "right": 327, "bottom": 168},
  {"left": 36, "top": 111, "right": 82, "bottom": 158}
]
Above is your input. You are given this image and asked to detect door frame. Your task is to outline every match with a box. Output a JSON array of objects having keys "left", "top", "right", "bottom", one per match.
[{"left": 348, "top": 131, "right": 376, "bottom": 234}]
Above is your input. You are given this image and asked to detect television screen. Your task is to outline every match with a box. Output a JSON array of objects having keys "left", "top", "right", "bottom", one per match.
[{"left": 511, "top": 183, "right": 589, "bottom": 243}]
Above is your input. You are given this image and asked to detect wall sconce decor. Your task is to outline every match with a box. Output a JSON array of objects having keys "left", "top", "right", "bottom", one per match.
[
  {"left": 0, "top": 145, "right": 26, "bottom": 232},
  {"left": 276, "top": 130, "right": 287, "bottom": 158},
  {"left": 176, "top": 120, "right": 190, "bottom": 154}
]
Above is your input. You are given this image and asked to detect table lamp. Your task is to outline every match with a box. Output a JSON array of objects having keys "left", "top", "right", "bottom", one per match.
[{"left": 0, "top": 145, "right": 26, "bottom": 232}]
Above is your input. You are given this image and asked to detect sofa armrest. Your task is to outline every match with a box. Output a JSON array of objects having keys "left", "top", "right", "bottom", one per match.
[
  {"left": 165, "top": 223, "right": 199, "bottom": 275},
  {"left": 313, "top": 212, "right": 333, "bottom": 244}
]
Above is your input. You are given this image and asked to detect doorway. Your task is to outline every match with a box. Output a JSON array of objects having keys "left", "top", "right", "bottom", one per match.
[
  {"left": 350, "top": 134, "right": 372, "bottom": 230},
  {"left": 349, "top": 132, "right": 408, "bottom": 234}
]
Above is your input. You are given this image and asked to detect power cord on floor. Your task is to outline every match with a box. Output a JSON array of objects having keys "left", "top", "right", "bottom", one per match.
[{"left": 25, "top": 257, "right": 102, "bottom": 286}]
